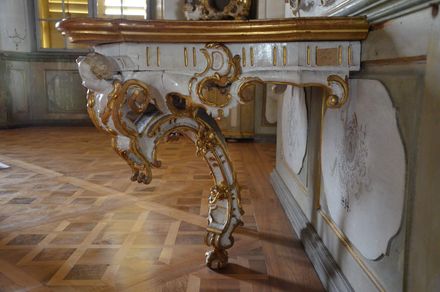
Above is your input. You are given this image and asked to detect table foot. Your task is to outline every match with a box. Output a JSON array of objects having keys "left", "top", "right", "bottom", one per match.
[{"left": 205, "top": 248, "right": 228, "bottom": 270}]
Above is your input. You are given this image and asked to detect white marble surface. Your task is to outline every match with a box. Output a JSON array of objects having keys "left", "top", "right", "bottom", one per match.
[
  {"left": 322, "top": 79, "right": 406, "bottom": 260},
  {"left": 281, "top": 86, "right": 308, "bottom": 174}
]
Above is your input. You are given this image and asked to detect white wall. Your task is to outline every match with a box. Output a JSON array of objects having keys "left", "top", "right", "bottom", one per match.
[
  {"left": 0, "top": 0, "right": 33, "bottom": 52},
  {"left": 275, "top": 2, "right": 439, "bottom": 291}
]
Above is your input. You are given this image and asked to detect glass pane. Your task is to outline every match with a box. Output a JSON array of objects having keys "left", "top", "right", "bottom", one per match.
[
  {"left": 122, "top": 0, "right": 147, "bottom": 19},
  {"left": 39, "top": 0, "right": 89, "bottom": 19},
  {"left": 96, "top": 0, "right": 147, "bottom": 19},
  {"left": 38, "top": 0, "right": 91, "bottom": 49},
  {"left": 62, "top": 0, "right": 89, "bottom": 18}
]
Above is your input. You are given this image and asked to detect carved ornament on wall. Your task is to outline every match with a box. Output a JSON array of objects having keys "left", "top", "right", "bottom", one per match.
[{"left": 184, "top": 0, "right": 252, "bottom": 20}]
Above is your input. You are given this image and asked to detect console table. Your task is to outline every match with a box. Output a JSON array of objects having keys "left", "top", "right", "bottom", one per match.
[{"left": 57, "top": 17, "right": 368, "bottom": 269}]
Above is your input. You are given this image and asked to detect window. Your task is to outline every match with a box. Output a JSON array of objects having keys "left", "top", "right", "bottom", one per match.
[
  {"left": 36, "top": 0, "right": 149, "bottom": 49},
  {"left": 97, "top": 0, "right": 147, "bottom": 19}
]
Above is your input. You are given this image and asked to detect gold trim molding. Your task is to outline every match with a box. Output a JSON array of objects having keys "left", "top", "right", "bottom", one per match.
[{"left": 56, "top": 17, "right": 368, "bottom": 44}]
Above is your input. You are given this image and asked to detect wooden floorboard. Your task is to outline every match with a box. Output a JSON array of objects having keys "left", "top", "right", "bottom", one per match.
[{"left": 0, "top": 127, "right": 324, "bottom": 291}]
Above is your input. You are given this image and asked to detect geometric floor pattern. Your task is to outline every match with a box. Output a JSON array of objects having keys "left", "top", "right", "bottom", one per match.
[{"left": 0, "top": 127, "right": 323, "bottom": 291}]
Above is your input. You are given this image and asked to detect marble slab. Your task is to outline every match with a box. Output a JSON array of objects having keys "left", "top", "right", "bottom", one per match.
[{"left": 322, "top": 79, "right": 406, "bottom": 260}]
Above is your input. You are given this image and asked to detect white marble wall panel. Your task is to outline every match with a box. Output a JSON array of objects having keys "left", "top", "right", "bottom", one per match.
[
  {"left": 45, "top": 70, "right": 87, "bottom": 114},
  {"left": 362, "top": 8, "right": 431, "bottom": 61},
  {"left": 321, "top": 79, "right": 406, "bottom": 260},
  {"left": 10, "top": 68, "right": 28, "bottom": 114},
  {"left": 281, "top": 86, "right": 308, "bottom": 174}
]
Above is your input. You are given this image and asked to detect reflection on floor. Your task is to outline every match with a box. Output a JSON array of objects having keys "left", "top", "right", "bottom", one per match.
[{"left": 0, "top": 127, "right": 323, "bottom": 291}]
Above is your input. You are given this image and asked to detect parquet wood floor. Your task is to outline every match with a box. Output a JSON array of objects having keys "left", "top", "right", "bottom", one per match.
[{"left": 0, "top": 127, "right": 323, "bottom": 292}]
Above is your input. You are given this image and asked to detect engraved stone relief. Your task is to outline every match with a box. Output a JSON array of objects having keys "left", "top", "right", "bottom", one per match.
[
  {"left": 281, "top": 86, "right": 308, "bottom": 174},
  {"left": 322, "top": 79, "right": 406, "bottom": 260}
]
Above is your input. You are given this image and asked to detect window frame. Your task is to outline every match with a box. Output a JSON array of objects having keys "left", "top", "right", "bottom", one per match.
[{"left": 34, "top": 0, "right": 150, "bottom": 52}]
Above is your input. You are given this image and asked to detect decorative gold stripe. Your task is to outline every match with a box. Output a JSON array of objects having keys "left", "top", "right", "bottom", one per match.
[
  {"left": 361, "top": 55, "right": 427, "bottom": 66},
  {"left": 307, "top": 46, "right": 311, "bottom": 65},
  {"left": 348, "top": 45, "right": 352, "bottom": 65},
  {"left": 319, "top": 210, "right": 386, "bottom": 292},
  {"left": 146, "top": 47, "right": 150, "bottom": 66},
  {"left": 283, "top": 46, "right": 287, "bottom": 66},
  {"left": 156, "top": 46, "right": 160, "bottom": 66},
  {"left": 193, "top": 47, "right": 197, "bottom": 67},
  {"left": 250, "top": 47, "right": 254, "bottom": 66},
  {"left": 273, "top": 46, "right": 277, "bottom": 66},
  {"left": 242, "top": 47, "right": 246, "bottom": 67},
  {"left": 338, "top": 45, "right": 342, "bottom": 65},
  {"left": 184, "top": 47, "right": 188, "bottom": 67}
]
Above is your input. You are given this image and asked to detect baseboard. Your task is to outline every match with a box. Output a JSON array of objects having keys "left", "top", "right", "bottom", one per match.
[{"left": 270, "top": 170, "right": 353, "bottom": 292}]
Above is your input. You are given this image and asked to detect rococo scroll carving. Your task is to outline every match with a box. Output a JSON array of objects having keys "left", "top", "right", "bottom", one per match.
[
  {"left": 189, "top": 43, "right": 242, "bottom": 117},
  {"left": 98, "top": 80, "right": 160, "bottom": 184},
  {"left": 237, "top": 74, "right": 349, "bottom": 110},
  {"left": 80, "top": 52, "right": 244, "bottom": 269}
]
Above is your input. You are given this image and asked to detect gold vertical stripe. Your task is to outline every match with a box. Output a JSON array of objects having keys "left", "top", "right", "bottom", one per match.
[
  {"left": 307, "top": 46, "right": 311, "bottom": 65},
  {"left": 193, "top": 47, "right": 197, "bottom": 67},
  {"left": 273, "top": 47, "right": 277, "bottom": 66},
  {"left": 283, "top": 46, "right": 287, "bottom": 66},
  {"left": 348, "top": 45, "right": 352, "bottom": 65},
  {"left": 146, "top": 47, "right": 150, "bottom": 66},
  {"left": 157, "top": 46, "right": 160, "bottom": 67},
  {"left": 319, "top": 210, "right": 386, "bottom": 292},
  {"left": 250, "top": 47, "right": 254, "bottom": 66},
  {"left": 242, "top": 47, "right": 246, "bottom": 67},
  {"left": 184, "top": 47, "right": 188, "bottom": 67},
  {"left": 338, "top": 45, "right": 342, "bottom": 65}
]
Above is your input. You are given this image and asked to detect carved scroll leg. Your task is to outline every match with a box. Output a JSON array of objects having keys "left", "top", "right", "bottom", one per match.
[{"left": 183, "top": 109, "right": 244, "bottom": 269}]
